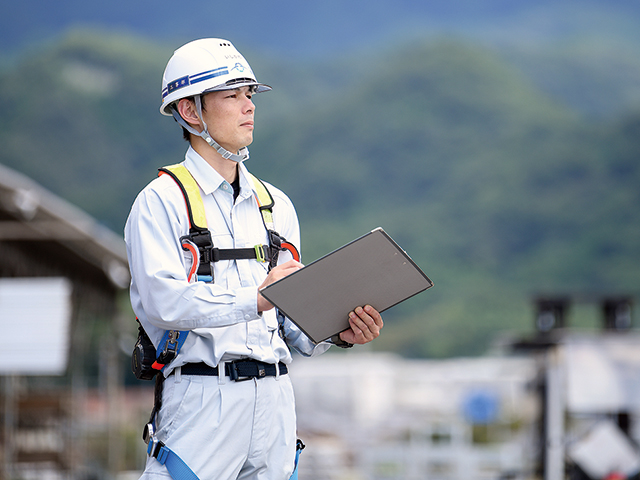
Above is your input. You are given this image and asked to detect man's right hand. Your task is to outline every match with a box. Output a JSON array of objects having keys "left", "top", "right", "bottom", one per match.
[{"left": 257, "top": 259, "right": 303, "bottom": 313}]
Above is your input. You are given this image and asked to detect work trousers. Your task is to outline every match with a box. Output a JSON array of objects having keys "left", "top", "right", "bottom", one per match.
[{"left": 139, "top": 368, "right": 297, "bottom": 480}]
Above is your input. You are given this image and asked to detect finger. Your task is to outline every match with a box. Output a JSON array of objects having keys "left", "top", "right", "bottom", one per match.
[
  {"left": 364, "top": 305, "right": 384, "bottom": 328},
  {"left": 353, "top": 306, "right": 380, "bottom": 333},
  {"left": 281, "top": 261, "right": 303, "bottom": 275},
  {"left": 352, "top": 307, "right": 382, "bottom": 339},
  {"left": 272, "top": 261, "right": 303, "bottom": 280},
  {"left": 283, "top": 259, "right": 304, "bottom": 269},
  {"left": 349, "top": 311, "right": 377, "bottom": 342}
]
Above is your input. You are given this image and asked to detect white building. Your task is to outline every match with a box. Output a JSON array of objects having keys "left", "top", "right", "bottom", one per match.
[{"left": 289, "top": 352, "right": 540, "bottom": 480}]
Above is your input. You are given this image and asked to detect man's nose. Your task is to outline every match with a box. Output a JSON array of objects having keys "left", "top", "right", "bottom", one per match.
[{"left": 243, "top": 95, "right": 255, "bottom": 112}]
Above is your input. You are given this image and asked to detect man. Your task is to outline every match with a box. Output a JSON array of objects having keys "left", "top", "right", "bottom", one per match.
[{"left": 125, "top": 38, "right": 383, "bottom": 480}]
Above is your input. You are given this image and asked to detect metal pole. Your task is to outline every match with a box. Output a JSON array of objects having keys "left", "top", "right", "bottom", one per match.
[
  {"left": 4, "top": 375, "right": 16, "bottom": 480},
  {"left": 545, "top": 347, "right": 565, "bottom": 480}
]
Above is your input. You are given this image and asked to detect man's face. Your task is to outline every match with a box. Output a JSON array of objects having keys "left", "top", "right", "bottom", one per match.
[{"left": 201, "top": 86, "right": 255, "bottom": 154}]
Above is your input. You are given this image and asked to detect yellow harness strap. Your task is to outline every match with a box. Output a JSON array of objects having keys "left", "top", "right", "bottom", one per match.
[
  {"left": 160, "top": 164, "right": 275, "bottom": 231},
  {"left": 160, "top": 164, "right": 208, "bottom": 230},
  {"left": 247, "top": 173, "right": 275, "bottom": 231}
]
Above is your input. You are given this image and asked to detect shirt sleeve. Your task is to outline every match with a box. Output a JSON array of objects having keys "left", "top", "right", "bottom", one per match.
[{"left": 279, "top": 312, "right": 332, "bottom": 357}]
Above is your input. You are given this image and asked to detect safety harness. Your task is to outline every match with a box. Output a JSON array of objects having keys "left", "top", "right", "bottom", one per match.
[
  {"left": 132, "top": 164, "right": 300, "bottom": 377},
  {"left": 134, "top": 164, "right": 303, "bottom": 480}
]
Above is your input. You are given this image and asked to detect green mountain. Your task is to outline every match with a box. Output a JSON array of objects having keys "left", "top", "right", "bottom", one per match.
[
  {"left": 251, "top": 39, "right": 640, "bottom": 356},
  {"left": 1, "top": 30, "right": 639, "bottom": 357},
  {"left": 0, "top": 31, "right": 177, "bottom": 229}
]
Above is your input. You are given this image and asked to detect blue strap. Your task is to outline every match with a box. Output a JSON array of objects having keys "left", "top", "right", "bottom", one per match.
[
  {"left": 289, "top": 443, "right": 302, "bottom": 480},
  {"left": 147, "top": 435, "right": 300, "bottom": 480},
  {"left": 150, "top": 440, "right": 297, "bottom": 480},
  {"left": 149, "top": 441, "right": 200, "bottom": 480},
  {"left": 156, "top": 330, "right": 189, "bottom": 357},
  {"left": 155, "top": 329, "right": 190, "bottom": 372}
]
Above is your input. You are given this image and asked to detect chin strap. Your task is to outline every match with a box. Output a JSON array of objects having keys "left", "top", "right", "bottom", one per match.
[{"left": 170, "top": 96, "right": 249, "bottom": 163}]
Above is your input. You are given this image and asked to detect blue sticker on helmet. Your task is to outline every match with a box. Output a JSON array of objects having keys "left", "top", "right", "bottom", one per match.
[{"left": 163, "top": 67, "right": 229, "bottom": 98}]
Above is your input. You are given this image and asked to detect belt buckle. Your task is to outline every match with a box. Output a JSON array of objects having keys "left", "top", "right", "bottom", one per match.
[
  {"left": 144, "top": 423, "right": 163, "bottom": 459},
  {"left": 228, "top": 361, "right": 252, "bottom": 382},
  {"left": 143, "top": 422, "right": 154, "bottom": 445},
  {"left": 254, "top": 245, "right": 267, "bottom": 263}
]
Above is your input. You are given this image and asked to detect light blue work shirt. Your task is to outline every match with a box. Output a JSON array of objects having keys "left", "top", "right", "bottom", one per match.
[{"left": 125, "top": 147, "right": 329, "bottom": 374}]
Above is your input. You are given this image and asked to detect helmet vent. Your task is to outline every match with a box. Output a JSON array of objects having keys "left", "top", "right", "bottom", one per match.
[{"left": 225, "top": 77, "right": 257, "bottom": 87}]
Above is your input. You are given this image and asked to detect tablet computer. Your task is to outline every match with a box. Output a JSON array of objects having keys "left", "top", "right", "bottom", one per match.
[{"left": 259, "top": 227, "right": 433, "bottom": 344}]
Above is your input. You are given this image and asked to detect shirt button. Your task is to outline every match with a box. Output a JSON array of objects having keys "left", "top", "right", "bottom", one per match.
[{"left": 244, "top": 314, "right": 251, "bottom": 320}]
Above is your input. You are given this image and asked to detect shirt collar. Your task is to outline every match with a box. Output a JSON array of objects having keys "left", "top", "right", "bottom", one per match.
[
  {"left": 183, "top": 146, "right": 256, "bottom": 201},
  {"left": 237, "top": 163, "right": 257, "bottom": 201}
]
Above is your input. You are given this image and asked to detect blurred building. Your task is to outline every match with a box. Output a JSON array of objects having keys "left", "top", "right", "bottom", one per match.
[
  {"left": 507, "top": 296, "right": 640, "bottom": 480},
  {"left": 289, "top": 296, "right": 640, "bottom": 480},
  {"left": 0, "top": 162, "right": 130, "bottom": 479},
  {"left": 290, "top": 352, "right": 539, "bottom": 480}
]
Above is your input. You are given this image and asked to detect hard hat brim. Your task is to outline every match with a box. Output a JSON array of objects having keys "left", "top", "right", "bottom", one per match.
[
  {"left": 160, "top": 80, "right": 272, "bottom": 116},
  {"left": 204, "top": 79, "right": 272, "bottom": 94}
]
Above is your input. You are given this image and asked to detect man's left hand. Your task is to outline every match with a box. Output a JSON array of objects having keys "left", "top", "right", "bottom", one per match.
[{"left": 339, "top": 305, "right": 383, "bottom": 345}]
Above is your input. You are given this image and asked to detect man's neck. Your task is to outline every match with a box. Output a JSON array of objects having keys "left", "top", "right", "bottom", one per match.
[{"left": 191, "top": 138, "right": 239, "bottom": 184}]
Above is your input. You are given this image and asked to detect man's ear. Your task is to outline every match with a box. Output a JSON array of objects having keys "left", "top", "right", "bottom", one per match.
[{"left": 177, "top": 98, "right": 202, "bottom": 130}]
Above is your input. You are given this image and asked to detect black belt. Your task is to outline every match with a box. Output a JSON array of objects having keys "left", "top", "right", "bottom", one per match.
[{"left": 174, "top": 360, "right": 288, "bottom": 382}]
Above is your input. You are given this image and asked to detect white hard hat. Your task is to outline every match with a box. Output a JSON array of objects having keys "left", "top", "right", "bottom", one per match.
[
  {"left": 160, "top": 38, "right": 271, "bottom": 162},
  {"left": 160, "top": 38, "right": 271, "bottom": 116}
]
